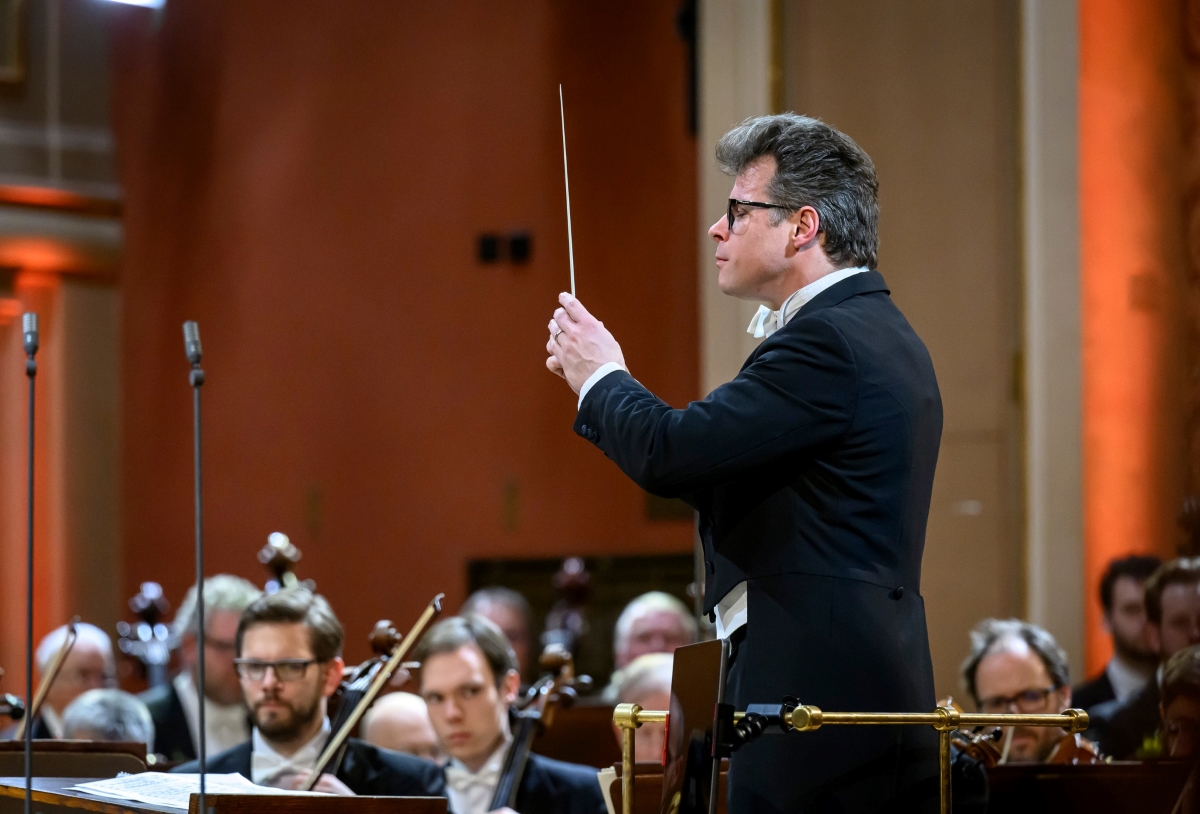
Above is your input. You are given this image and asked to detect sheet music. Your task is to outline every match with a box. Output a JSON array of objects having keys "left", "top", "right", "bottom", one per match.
[{"left": 73, "top": 773, "right": 314, "bottom": 810}]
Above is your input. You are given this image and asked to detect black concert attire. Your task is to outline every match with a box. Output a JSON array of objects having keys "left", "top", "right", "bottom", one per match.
[
  {"left": 443, "top": 750, "right": 605, "bottom": 814},
  {"left": 1072, "top": 655, "right": 1151, "bottom": 713},
  {"left": 1070, "top": 671, "right": 1115, "bottom": 712},
  {"left": 575, "top": 271, "right": 942, "bottom": 812},
  {"left": 1087, "top": 678, "right": 1162, "bottom": 759},
  {"left": 140, "top": 681, "right": 195, "bottom": 762},
  {"left": 174, "top": 737, "right": 447, "bottom": 797}
]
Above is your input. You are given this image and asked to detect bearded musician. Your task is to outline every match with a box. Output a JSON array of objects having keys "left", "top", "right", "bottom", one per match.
[{"left": 174, "top": 588, "right": 444, "bottom": 797}]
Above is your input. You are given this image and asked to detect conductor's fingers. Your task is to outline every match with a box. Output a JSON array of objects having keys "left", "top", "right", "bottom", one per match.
[
  {"left": 553, "top": 308, "right": 579, "bottom": 334},
  {"left": 558, "top": 292, "right": 591, "bottom": 322},
  {"left": 546, "top": 355, "right": 565, "bottom": 379}
]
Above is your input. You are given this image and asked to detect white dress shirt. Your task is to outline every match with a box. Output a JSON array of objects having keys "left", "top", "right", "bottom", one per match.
[
  {"left": 40, "top": 705, "right": 64, "bottom": 738},
  {"left": 175, "top": 672, "right": 251, "bottom": 757},
  {"left": 1105, "top": 656, "right": 1153, "bottom": 703},
  {"left": 443, "top": 737, "right": 510, "bottom": 814},
  {"left": 251, "top": 718, "right": 331, "bottom": 787}
]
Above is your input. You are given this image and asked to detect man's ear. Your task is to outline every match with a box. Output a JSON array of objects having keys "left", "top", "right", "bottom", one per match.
[
  {"left": 322, "top": 657, "right": 345, "bottom": 698},
  {"left": 1146, "top": 622, "right": 1162, "bottom": 657},
  {"left": 501, "top": 669, "right": 521, "bottom": 705},
  {"left": 788, "top": 205, "right": 821, "bottom": 250},
  {"left": 1101, "top": 612, "right": 1114, "bottom": 635}
]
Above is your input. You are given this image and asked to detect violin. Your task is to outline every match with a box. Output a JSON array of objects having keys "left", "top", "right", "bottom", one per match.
[
  {"left": 489, "top": 643, "right": 592, "bottom": 811},
  {"left": 301, "top": 594, "right": 444, "bottom": 790},
  {"left": 14, "top": 618, "right": 78, "bottom": 739},
  {"left": 940, "top": 697, "right": 1104, "bottom": 766}
]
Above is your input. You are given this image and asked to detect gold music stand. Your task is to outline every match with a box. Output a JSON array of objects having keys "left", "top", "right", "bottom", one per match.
[{"left": 613, "top": 702, "right": 1090, "bottom": 814}]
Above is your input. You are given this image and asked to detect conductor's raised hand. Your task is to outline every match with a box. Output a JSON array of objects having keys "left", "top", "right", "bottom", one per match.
[{"left": 546, "top": 292, "right": 625, "bottom": 394}]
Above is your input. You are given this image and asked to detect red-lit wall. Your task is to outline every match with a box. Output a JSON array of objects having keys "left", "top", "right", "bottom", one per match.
[
  {"left": 1080, "top": 0, "right": 1187, "bottom": 673},
  {"left": 108, "top": 1, "right": 697, "bottom": 664}
]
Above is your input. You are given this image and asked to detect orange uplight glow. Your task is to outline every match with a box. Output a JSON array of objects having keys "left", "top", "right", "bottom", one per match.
[
  {"left": 1079, "top": 0, "right": 1184, "bottom": 675},
  {"left": 0, "top": 238, "right": 86, "bottom": 273}
]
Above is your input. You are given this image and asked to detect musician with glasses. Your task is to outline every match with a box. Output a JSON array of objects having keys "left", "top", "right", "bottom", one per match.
[
  {"left": 174, "top": 588, "right": 445, "bottom": 798},
  {"left": 960, "top": 618, "right": 1092, "bottom": 763}
]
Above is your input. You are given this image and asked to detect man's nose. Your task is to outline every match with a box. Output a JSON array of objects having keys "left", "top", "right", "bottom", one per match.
[
  {"left": 261, "top": 668, "right": 280, "bottom": 690},
  {"left": 708, "top": 215, "right": 728, "bottom": 242},
  {"left": 444, "top": 701, "right": 463, "bottom": 722}
]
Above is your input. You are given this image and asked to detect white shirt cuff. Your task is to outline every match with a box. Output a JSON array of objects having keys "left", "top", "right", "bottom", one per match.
[{"left": 577, "top": 362, "right": 626, "bottom": 409}]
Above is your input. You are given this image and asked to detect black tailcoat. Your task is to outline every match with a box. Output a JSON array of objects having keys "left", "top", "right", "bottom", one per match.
[
  {"left": 173, "top": 737, "right": 447, "bottom": 798},
  {"left": 575, "top": 271, "right": 942, "bottom": 812},
  {"left": 1071, "top": 668, "right": 1117, "bottom": 712},
  {"left": 139, "top": 681, "right": 195, "bottom": 762},
  {"left": 486, "top": 752, "right": 606, "bottom": 814}
]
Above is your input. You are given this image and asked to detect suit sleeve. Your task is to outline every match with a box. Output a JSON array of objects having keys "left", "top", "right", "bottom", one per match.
[{"left": 574, "top": 315, "right": 857, "bottom": 496}]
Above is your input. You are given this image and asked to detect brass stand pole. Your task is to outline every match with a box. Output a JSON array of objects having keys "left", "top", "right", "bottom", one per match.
[
  {"left": 614, "top": 703, "right": 642, "bottom": 814},
  {"left": 938, "top": 729, "right": 952, "bottom": 814},
  {"left": 613, "top": 702, "right": 1088, "bottom": 814}
]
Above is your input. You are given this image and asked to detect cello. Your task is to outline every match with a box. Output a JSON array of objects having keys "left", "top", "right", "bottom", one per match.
[{"left": 488, "top": 643, "right": 591, "bottom": 810}]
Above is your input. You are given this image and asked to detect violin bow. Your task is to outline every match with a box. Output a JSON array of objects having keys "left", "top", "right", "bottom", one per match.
[
  {"left": 14, "top": 617, "right": 78, "bottom": 739},
  {"left": 302, "top": 594, "right": 444, "bottom": 790}
]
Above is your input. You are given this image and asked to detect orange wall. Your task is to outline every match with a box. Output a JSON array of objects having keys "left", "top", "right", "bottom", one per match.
[
  {"left": 108, "top": 1, "right": 697, "bottom": 665},
  {"left": 1080, "top": 0, "right": 1187, "bottom": 674}
]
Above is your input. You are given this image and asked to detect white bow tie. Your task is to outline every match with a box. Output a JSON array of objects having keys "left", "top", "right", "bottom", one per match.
[
  {"left": 252, "top": 751, "right": 312, "bottom": 787},
  {"left": 747, "top": 304, "right": 784, "bottom": 338},
  {"left": 444, "top": 763, "right": 500, "bottom": 795}
]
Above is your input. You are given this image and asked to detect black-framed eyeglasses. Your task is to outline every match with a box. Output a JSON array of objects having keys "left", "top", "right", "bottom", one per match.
[
  {"left": 977, "top": 687, "right": 1057, "bottom": 714},
  {"left": 233, "top": 658, "right": 317, "bottom": 682},
  {"left": 727, "top": 198, "right": 790, "bottom": 234}
]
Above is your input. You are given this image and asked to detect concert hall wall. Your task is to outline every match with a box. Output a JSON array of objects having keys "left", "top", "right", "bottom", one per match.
[{"left": 107, "top": 0, "right": 698, "bottom": 666}]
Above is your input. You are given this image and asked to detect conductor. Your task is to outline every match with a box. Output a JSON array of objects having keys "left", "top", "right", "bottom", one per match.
[{"left": 546, "top": 114, "right": 941, "bottom": 813}]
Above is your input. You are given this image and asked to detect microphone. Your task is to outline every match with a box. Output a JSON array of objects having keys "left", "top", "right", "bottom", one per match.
[
  {"left": 21, "top": 313, "right": 37, "bottom": 357},
  {"left": 183, "top": 321, "right": 202, "bottom": 366}
]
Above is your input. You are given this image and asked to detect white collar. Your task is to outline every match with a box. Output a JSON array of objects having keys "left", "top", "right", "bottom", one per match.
[
  {"left": 747, "top": 266, "right": 871, "bottom": 338},
  {"left": 1105, "top": 656, "right": 1153, "bottom": 702},
  {"left": 443, "top": 735, "right": 511, "bottom": 814},
  {"left": 250, "top": 718, "right": 331, "bottom": 786}
]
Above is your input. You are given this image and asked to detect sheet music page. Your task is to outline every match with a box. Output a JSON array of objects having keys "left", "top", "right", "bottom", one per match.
[{"left": 73, "top": 773, "right": 315, "bottom": 810}]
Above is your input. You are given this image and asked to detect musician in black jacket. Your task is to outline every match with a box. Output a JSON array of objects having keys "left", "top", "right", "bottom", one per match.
[
  {"left": 174, "top": 588, "right": 444, "bottom": 798},
  {"left": 415, "top": 615, "right": 606, "bottom": 814},
  {"left": 1071, "top": 555, "right": 1161, "bottom": 711},
  {"left": 547, "top": 113, "right": 942, "bottom": 813}
]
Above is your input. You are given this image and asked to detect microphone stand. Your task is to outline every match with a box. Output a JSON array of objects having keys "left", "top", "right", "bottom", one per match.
[
  {"left": 21, "top": 313, "right": 38, "bottom": 814},
  {"left": 183, "top": 321, "right": 206, "bottom": 814}
]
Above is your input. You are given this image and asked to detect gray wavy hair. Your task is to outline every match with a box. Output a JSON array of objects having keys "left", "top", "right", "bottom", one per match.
[
  {"left": 715, "top": 113, "right": 879, "bottom": 269},
  {"left": 61, "top": 689, "right": 155, "bottom": 749},
  {"left": 960, "top": 618, "right": 1070, "bottom": 705},
  {"left": 174, "top": 574, "right": 262, "bottom": 638}
]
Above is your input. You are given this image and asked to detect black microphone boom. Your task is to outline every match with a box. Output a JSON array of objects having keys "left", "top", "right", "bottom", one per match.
[
  {"left": 21, "top": 312, "right": 37, "bottom": 814},
  {"left": 182, "top": 320, "right": 206, "bottom": 812}
]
